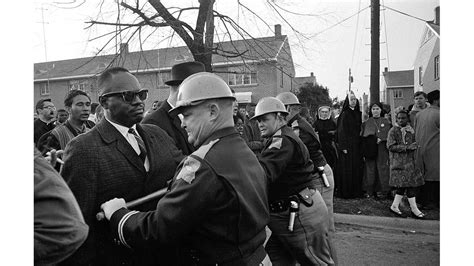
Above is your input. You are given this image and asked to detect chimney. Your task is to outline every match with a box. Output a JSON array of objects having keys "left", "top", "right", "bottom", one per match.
[
  {"left": 384, "top": 67, "right": 388, "bottom": 73},
  {"left": 434, "top": 6, "right": 440, "bottom": 25},
  {"left": 120, "top": 43, "right": 129, "bottom": 54},
  {"left": 310, "top": 72, "right": 314, "bottom": 77},
  {"left": 274, "top": 24, "right": 282, "bottom": 39}
]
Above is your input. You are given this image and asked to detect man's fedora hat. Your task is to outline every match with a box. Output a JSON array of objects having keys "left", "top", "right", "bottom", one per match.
[{"left": 165, "top": 61, "right": 206, "bottom": 86}]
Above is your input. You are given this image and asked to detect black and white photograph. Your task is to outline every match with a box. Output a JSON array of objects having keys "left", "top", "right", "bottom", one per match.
[{"left": 3, "top": 0, "right": 464, "bottom": 264}]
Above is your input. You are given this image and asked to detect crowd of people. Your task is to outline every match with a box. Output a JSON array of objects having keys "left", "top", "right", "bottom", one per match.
[{"left": 33, "top": 60, "right": 439, "bottom": 265}]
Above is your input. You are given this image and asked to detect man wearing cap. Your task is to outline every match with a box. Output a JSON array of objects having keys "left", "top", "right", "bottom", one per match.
[
  {"left": 252, "top": 97, "right": 334, "bottom": 265},
  {"left": 100, "top": 72, "right": 270, "bottom": 265},
  {"left": 59, "top": 67, "right": 184, "bottom": 265},
  {"left": 276, "top": 92, "right": 338, "bottom": 263},
  {"left": 34, "top": 99, "right": 57, "bottom": 145},
  {"left": 142, "top": 61, "right": 205, "bottom": 155}
]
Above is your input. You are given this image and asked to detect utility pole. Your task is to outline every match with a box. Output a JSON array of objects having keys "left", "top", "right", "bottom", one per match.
[
  {"left": 40, "top": 5, "right": 48, "bottom": 62},
  {"left": 370, "top": 0, "right": 380, "bottom": 104},
  {"left": 348, "top": 68, "right": 353, "bottom": 92}
]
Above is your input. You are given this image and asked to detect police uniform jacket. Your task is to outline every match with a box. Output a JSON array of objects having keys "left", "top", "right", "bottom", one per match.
[
  {"left": 110, "top": 127, "right": 270, "bottom": 265},
  {"left": 60, "top": 119, "right": 184, "bottom": 265},
  {"left": 287, "top": 114, "right": 327, "bottom": 168},
  {"left": 258, "top": 125, "right": 318, "bottom": 202}
]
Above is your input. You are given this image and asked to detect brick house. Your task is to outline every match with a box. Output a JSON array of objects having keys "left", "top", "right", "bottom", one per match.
[
  {"left": 382, "top": 68, "right": 415, "bottom": 110},
  {"left": 293, "top": 72, "right": 316, "bottom": 93},
  {"left": 34, "top": 25, "right": 297, "bottom": 110},
  {"left": 413, "top": 6, "right": 440, "bottom": 94}
]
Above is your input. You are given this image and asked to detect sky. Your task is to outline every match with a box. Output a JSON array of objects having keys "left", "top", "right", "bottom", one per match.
[{"left": 32, "top": 0, "right": 439, "bottom": 100}]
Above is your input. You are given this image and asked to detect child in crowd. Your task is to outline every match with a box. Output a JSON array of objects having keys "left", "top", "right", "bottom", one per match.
[{"left": 386, "top": 108, "right": 425, "bottom": 219}]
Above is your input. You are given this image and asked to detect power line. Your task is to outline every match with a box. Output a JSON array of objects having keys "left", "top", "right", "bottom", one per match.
[
  {"left": 381, "top": 5, "right": 428, "bottom": 22},
  {"left": 350, "top": 0, "right": 363, "bottom": 68},
  {"left": 314, "top": 5, "right": 370, "bottom": 36}
]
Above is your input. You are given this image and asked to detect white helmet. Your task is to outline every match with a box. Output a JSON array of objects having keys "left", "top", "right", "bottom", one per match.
[
  {"left": 276, "top": 91, "right": 300, "bottom": 106},
  {"left": 250, "top": 97, "right": 288, "bottom": 120},
  {"left": 169, "top": 72, "right": 235, "bottom": 114}
]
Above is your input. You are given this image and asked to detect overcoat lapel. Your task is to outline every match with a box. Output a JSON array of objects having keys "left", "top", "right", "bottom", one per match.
[
  {"left": 98, "top": 119, "right": 146, "bottom": 174},
  {"left": 163, "top": 102, "right": 190, "bottom": 149}
]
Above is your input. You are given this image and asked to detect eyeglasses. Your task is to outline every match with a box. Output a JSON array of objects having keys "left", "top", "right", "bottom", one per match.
[
  {"left": 43, "top": 105, "right": 56, "bottom": 110},
  {"left": 101, "top": 89, "right": 148, "bottom": 103}
]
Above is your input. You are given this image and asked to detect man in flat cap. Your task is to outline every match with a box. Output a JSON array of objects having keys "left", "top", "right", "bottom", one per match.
[
  {"left": 59, "top": 67, "right": 184, "bottom": 265},
  {"left": 142, "top": 61, "right": 205, "bottom": 155}
]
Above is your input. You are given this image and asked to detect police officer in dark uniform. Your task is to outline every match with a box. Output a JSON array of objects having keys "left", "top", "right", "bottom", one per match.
[
  {"left": 252, "top": 97, "right": 334, "bottom": 266},
  {"left": 276, "top": 92, "right": 338, "bottom": 264},
  {"left": 101, "top": 72, "right": 270, "bottom": 265}
]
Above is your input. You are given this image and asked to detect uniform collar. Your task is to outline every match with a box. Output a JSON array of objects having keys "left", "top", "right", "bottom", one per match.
[{"left": 199, "top": 127, "right": 238, "bottom": 147}]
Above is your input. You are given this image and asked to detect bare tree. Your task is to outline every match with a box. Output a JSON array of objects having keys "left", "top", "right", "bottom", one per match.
[{"left": 79, "top": 0, "right": 330, "bottom": 76}]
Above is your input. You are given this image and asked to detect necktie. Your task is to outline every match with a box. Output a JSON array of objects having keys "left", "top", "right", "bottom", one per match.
[{"left": 128, "top": 128, "right": 147, "bottom": 162}]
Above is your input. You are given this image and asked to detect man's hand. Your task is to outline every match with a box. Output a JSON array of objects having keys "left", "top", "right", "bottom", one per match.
[
  {"left": 342, "top": 149, "right": 348, "bottom": 154},
  {"left": 45, "top": 149, "right": 64, "bottom": 167},
  {"left": 101, "top": 198, "right": 126, "bottom": 220}
]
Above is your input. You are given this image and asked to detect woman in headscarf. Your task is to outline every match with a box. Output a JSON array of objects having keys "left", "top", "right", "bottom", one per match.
[
  {"left": 360, "top": 102, "right": 391, "bottom": 199},
  {"left": 335, "top": 91, "right": 363, "bottom": 199},
  {"left": 313, "top": 106, "right": 338, "bottom": 171}
]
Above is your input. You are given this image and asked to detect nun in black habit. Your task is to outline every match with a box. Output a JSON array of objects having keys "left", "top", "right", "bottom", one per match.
[{"left": 335, "top": 91, "right": 364, "bottom": 199}]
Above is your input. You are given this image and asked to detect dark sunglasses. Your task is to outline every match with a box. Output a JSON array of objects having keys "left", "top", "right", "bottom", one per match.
[{"left": 101, "top": 89, "right": 148, "bottom": 103}]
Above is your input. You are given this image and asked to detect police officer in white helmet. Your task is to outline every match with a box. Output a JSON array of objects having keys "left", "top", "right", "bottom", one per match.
[
  {"left": 276, "top": 91, "right": 338, "bottom": 264},
  {"left": 100, "top": 72, "right": 270, "bottom": 265},
  {"left": 252, "top": 96, "right": 334, "bottom": 265}
]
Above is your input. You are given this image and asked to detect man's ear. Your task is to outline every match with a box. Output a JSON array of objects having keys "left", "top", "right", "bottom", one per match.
[
  {"left": 65, "top": 106, "right": 72, "bottom": 113},
  {"left": 208, "top": 102, "right": 220, "bottom": 121},
  {"left": 99, "top": 97, "right": 108, "bottom": 109}
]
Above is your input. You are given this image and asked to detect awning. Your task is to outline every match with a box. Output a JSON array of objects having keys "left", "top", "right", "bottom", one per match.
[{"left": 234, "top": 92, "right": 252, "bottom": 104}]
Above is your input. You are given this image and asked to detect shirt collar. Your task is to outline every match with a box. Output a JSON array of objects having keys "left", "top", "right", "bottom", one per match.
[
  {"left": 167, "top": 99, "right": 175, "bottom": 108},
  {"left": 105, "top": 117, "right": 136, "bottom": 137}
]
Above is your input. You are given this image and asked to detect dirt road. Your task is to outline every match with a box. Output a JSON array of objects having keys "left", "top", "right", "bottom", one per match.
[{"left": 334, "top": 222, "right": 440, "bottom": 266}]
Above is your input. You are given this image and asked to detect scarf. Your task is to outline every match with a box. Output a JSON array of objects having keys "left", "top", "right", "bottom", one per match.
[{"left": 399, "top": 125, "right": 414, "bottom": 144}]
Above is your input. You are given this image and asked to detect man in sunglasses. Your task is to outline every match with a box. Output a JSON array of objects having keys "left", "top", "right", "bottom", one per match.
[
  {"left": 59, "top": 67, "right": 184, "bottom": 265},
  {"left": 34, "top": 99, "right": 57, "bottom": 145},
  {"left": 142, "top": 61, "right": 205, "bottom": 155},
  {"left": 101, "top": 72, "right": 270, "bottom": 265}
]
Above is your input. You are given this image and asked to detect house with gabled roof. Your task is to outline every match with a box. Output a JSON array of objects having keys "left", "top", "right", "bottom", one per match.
[
  {"left": 382, "top": 68, "right": 415, "bottom": 110},
  {"left": 413, "top": 6, "right": 440, "bottom": 93},
  {"left": 293, "top": 72, "right": 316, "bottom": 93},
  {"left": 34, "top": 25, "right": 297, "bottom": 110}
]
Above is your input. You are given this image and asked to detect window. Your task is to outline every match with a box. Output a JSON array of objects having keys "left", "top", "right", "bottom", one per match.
[
  {"left": 393, "top": 89, "right": 403, "bottom": 99},
  {"left": 69, "top": 80, "right": 88, "bottom": 91},
  {"left": 175, "top": 55, "right": 188, "bottom": 62},
  {"left": 418, "top": 66, "right": 423, "bottom": 85},
  {"left": 228, "top": 71, "right": 258, "bottom": 86},
  {"left": 158, "top": 72, "right": 170, "bottom": 86},
  {"left": 434, "top": 55, "right": 440, "bottom": 80},
  {"left": 40, "top": 83, "right": 50, "bottom": 96}
]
